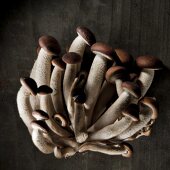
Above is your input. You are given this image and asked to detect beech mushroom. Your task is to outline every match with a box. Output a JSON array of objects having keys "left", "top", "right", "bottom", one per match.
[
  {"left": 32, "top": 110, "right": 49, "bottom": 120},
  {"left": 54, "top": 146, "right": 76, "bottom": 159},
  {"left": 50, "top": 58, "right": 66, "bottom": 113},
  {"left": 17, "top": 77, "right": 37, "bottom": 131},
  {"left": 105, "top": 66, "right": 129, "bottom": 96},
  {"left": 136, "top": 55, "right": 163, "bottom": 97},
  {"left": 92, "top": 81, "right": 116, "bottom": 123},
  {"left": 53, "top": 113, "right": 68, "bottom": 127},
  {"left": 84, "top": 42, "right": 119, "bottom": 127},
  {"left": 88, "top": 81, "right": 141, "bottom": 132},
  {"left": 114, "top": 48, "right": 133, "bottom": 69},
  {"left": 37, "top": 86, "right": 71, "bottom": 137},
  {"left": 63, "top": 26, "right": 96, "bottom": 102},
  {"left": 73, "top": 90, "right": 88, "bottom": 143},
  {"left": 31, "top": 120, "right": 55, "bottom": 154},
  {"left": 79, "top": 142, "right": 132, "bottom": 158},
  {"left": 35, "top": 35, "right": 61, "bottom": 86},
  {"left": 114, "top": 97, "right": 158, "bottom": 141},
  {"left": 62, "top": 52, "right": 82, "bottom": 104},
  {"left": 88, "top": 104, "right": 139, "bottom": 141}
]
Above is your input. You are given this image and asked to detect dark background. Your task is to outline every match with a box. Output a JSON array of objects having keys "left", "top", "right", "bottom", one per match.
[{"left": 0, "top": 0, "right": 170, "bottom": 169}]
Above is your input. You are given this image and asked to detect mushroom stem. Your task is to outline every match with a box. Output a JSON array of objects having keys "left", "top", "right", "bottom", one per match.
[
  {"left": 63, "top": 35, "right": 87, "bottom": 102},
  {"left": 79, "top": 142, "right": 132, "bottom": 157},
  {"left": 116, "top": 79, "right": 124, "bottom": 96},
  {"left": 92, "top": 81, "right": 116, "bottom": 123},
  {"left": 137, "top": 69, "right": 154, "bottom": 97},
  {"left": 32, "top": 129, "right": 55, "bottom": 154},
  {"left": 63, "top": 64, "right": 80, "bottom": 104},
  {"left": 39, "top": 94, "right": 71, "bottom": 137},
  {"left": 17, "top": 87, "right": 35, "bottom": 130},
  {"left": 74, "top": 103, "right": 88, "bottom": 143},
  {"left": 88, "top": 117, "right": 133, "bottom": 141},
  {"left": 88, "top": 82, "right": 140, "bottom": 132},
  {"left": 35, "top": 48, "right": 53, "bottom": 86},
  {"left": 54, "top": 146, "right": 76, "bottom": 159},
  {"left": 69, "top": 35, "right": 86, "bottom": 55},
  {"left": 84, "top": 55, "right": 108, "bottom": 127},
  {"left": 50, "top": 65, "right": 65, "bottom": 113},
  {"left": 88, "top": 91, "right": 131, "bottom": 132},
  {"left": 114, "top": 110, "right": 154, "bottom": 141}
]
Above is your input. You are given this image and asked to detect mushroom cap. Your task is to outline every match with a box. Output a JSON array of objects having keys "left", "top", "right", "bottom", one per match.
[
  {"left": 122, "top": 81, "right": 141, "bottom": 98},
  {"left": 52, "top": 58, "right": 66, "bottom": 70},
  {"left": 122, "top": 144, "right": 133, "bottom": 158},
  {"left": 32, "top": 110, "right": 49, "bottom": 120},
  {"left": 39, "top": 35, "right": 61, "bottom": 55},
  {"left": 139, "top": 97, "right": 158, "bottom": 119},
  {"left": 62, "top": 52, "right": 82, "bottom": 64},
  {"left": 115, "top": 48, "right": 133, "bottom": 67},
  {"left": 53, "top": 113, "right": 67, "bottom": 127},
  {"left": 105, "top": 66, "right": 129, "bottom": 83},
  {"left": 136, "top": 55, "right": 163, "bottom": 70},
  {"left": 91, "top": 42, "right": 118, "bottom": 61},
  {"left": 76, "top": 26, "right": 96, "bottom": 46},
  {"left": 122, "top": 104, "right": 139, "bottom": 122},
  {"left": 20, "top": 77, "right": 37, "bottom": 96},
  {"left": 37, "top": 85, "right": 53, "bottom": 95},
  {"left": 31, "top": 120, "right": 49, "bottom": 133}
]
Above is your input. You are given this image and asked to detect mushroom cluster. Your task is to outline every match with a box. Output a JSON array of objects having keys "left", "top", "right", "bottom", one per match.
[{"left": 17, "top": 26, "right": 163, "bottom": 158}]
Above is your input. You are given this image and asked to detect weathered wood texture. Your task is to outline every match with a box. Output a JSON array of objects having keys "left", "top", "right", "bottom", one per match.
[{"left": 0, "top": 0, "right": 170, "bottom": 169}]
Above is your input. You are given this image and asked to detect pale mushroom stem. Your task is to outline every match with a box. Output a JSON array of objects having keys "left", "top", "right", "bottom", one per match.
[
  {"left": 17, "top": 87, "right": 35, "bottom": 131},
  {"left": 35, "top": 48, "right": 52, "bottom": 86},
  {"left": 74, "top": 103, "right": 88, "bottom": 143},
  {"left": 50, "top": 67, "right": 65, "bottom": 113},
  {"left": 85, "top": 55, "right": 108, "bottom": 127},
  {"left": 88, "top": 91, "right": 131, "bottom": 132},
  {"left": 32, "top": 129, "right": 55, "bottom": 154},
  {"left": 92, "top": 81, "right": 116, "bottom": 123},
  {"left": 40, "top": 94, "right": 71, "bottom": 137},
  {"left": 79, "top": 142, "right": 132, "bottom": 157},
  {"left": 30, "top": 60, "right": 40, "bottom": 110},
  {"left": 88, "top": 117, "right": 133, "bottom": 141},
  {"left": 54, "top": 146, "right": 76, "bottom": 159},
  {"left": 63, "top": 36, "right": 86, "bottom": 102},
  {"left": 63, "top": 64, "right": 80, "bottom": 105},
  {"left": 138, "top": 69, "right": 154, "bottom": 97},
  {"left": 114, "top": 110, "right": 153, "bottom": 141},
  {"left": 116, "top": 79, "right": 124, "bottom": 96},
  {"left": 69, "top": 35, "right": 86, "bottom": 56}
]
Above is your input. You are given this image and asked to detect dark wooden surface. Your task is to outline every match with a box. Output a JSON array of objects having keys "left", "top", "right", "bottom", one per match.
[{"left": 0, "top": 0, "right": 170, "bottom": 169}]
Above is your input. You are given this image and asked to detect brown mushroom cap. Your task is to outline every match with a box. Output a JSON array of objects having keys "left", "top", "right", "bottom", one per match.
[
  {"left": 136, "top": 55, "right": 163, "bottom": 70},
  {"left": 122, "top": 104, "right": 139, "bottom": 122},
  {"left": 76, "top": 26, "right": 96, "bottom": 46},
  {"left": 31, "top": 120, "right": 49, "bottom": 133},
  {"left": 32, "top": 110, "right": 49, "bottom": 120},
  {"left": 139, "top": 97, "right": 158, "bottom": 119},
  {"left": 91, "top": 42, "right": 118, "bottom": 61},
  {"left": 122, "top": 81, "right": 141, "bottom": 98},
  {"left": 52, "top": 58, "right": 66, "bottom": 70},
  {"left": 105, "top": 66, "right": 129, "bottom": 83},
  {"left": 115, "top": 48, "right": 133, "bottom": 67},
  {"left": 39, "top": 35, "right": 61, "bottom": 55},
  {"left": 62, "top": 52, "right": 82, "bottom": 64},
  {"left": 53, "top": 113, "right": 67, "bottom": 127},
  {"left": 37, "top": 85, "right": 53, "bottom": 95},
  {"left": 20, "top": 77, "right": 37, "bottom": 96},
  {"left": 122, "top": 144, "right": 133, "bottom": 158}
]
